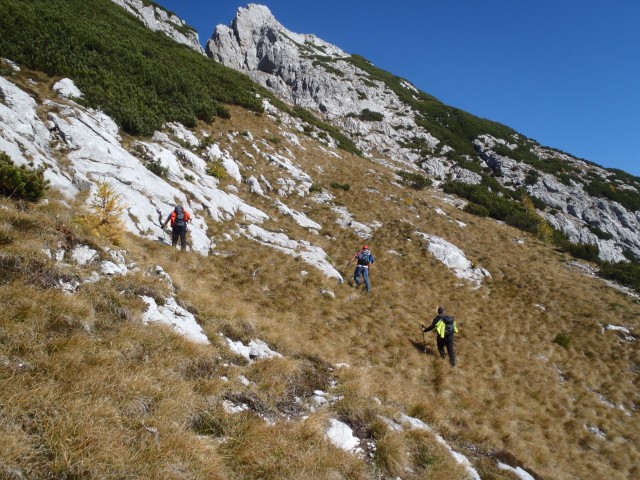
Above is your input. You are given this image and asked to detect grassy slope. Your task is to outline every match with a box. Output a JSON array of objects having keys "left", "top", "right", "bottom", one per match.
[
  {"left": 1, "top": 83, "right": 639, "bottom": 478},
  {"left": 0, "top": 1, "right": 638, "bottom": 478}
]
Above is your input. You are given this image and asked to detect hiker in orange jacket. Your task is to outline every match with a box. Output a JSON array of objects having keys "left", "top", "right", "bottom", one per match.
[{"left": 161, "top": 205, "right": 191, "bottom": 249}]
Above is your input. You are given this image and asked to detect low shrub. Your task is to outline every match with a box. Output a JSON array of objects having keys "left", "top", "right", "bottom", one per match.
[
  {"left": 553, "top": 332, "right": 571, "bottom": 349},
  {"left": 0, "top": 152, "right": 49, "bottom": 202},
  {"left": 206, "top": 160, "right": 227, "bottom": 180},
  {"left": 524, "top": 169, "right": 540, "bottom": 185},
  {"left": 358, "top": 108, "right": 384, "bottom": 122},
  {"left": 396, "top": 170, "right": 432, "bottom": 190},
  {"left": 330, "top": 181, "right": 350, "bottom": 191},
  {"left": 598, "top": 260, "right": 640, "bottom": 293},
  {"left": 463, "top": 202, "right": 489, "bottom": 217},
  {"left": 550, "top": 230, "right": 600, "bottom": 262},
  {"left": 588, "top": 225, "right": 613, "bottom": 241},
  {"left": 145, "top": 161, "right": 169, "bottom": 178}
]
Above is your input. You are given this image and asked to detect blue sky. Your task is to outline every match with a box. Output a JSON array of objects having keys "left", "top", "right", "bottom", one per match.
[{"left": 157, "top": 1, "right": 640, "bottom": 177}]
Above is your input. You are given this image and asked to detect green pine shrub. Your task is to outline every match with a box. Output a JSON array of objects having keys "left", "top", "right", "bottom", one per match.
[
  {"left": 0, "top": 152, "right": 49, "bottom": 201},
  {"left": 598, "top": 260, "right": 640, "bottom": 293},
  {"left": 330, "top": 181, "right": 350, "bottom": 191},
  {"left": 524, "top": 169, "right": 540, "bottom": 185},
  {"left": 396, "top": 170, "right": 432, "bottom": 190},
  {"left": 442, "top": 180, "right": 541, "bottom": 234},
  {"left": 553, "top": 332, "right": 571, "bottom": 349},
  {"left": 145, "top": 161, "right": 169, "bottom": 178},
  {"left": 463, "top": 202, "right": 489, "bottom": 217},
  {"left": 359, "top": 108, "right": 384, "bottom": 122}
]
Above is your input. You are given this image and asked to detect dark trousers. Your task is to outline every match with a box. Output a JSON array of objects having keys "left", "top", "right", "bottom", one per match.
[
  {"left": 437, "top": 334, "right": 456, "bottom": 366},
  {"left": 171, "top": 225, "right": 187, "bottom": 249}
]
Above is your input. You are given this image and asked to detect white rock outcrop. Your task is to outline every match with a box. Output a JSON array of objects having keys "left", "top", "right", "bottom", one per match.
[
  {"left": 417, "top": 232, "right": 490, "bottom": 287},
  {"left": 110, "top": 0, "right": 204, "bottom": 53},
  {"left": 141, "top": 296, "right": 209, "bottom": 344},
  {"left": 474, "top": 135, "right": 640, "bottom": 262}
]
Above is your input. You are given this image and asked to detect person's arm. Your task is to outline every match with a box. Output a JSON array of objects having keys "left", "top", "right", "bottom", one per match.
[
  {"left": 347, "top": 254, "right": 357, "bottom": 267},
  {"left": 161, "top": 213, "right": 171, "bottom": 229},
  {"left": 422, "top": 316, "right": 439, "bottom": 333}
]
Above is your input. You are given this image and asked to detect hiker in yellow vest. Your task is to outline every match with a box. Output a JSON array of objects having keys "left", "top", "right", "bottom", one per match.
[{"left": 422, "top": 306, "right": 458, "bottom": 366}]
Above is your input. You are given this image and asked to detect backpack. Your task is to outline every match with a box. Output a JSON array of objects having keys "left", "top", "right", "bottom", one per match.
[
  {"left": 357, "top": 251, "right": 371, "bottom": 265},
  {"left": 443, "top": 316, "right": 456, "bottom": 335},
  {"left": 436, "top": 315, "right": 457, "bottom": 337},
  {"left": 172, "top": 206, "right": 189, "bottom": 227}
]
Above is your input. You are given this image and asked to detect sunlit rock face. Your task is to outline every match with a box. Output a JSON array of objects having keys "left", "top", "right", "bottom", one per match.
[
  {"left": 206, "top": 4, "right": 440, "bottom": 166},
  {"left": 110, "top": 0, "right": 204, "bottom": 54}
]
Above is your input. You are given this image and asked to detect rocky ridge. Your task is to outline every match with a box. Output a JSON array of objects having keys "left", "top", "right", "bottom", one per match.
[
  {"left": 110, "top": 0, "right": 204, "bottom": 54},
  {"left": 206, "top": 4, "right": 640, "bottom": 263},
  {"left": 206, "top": 4, "right": 440, "bottom": 169}
]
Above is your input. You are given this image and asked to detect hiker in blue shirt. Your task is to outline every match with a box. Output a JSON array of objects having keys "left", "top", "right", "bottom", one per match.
[{"left": 347, "top": 245, "right": 375, "bottom": 291}]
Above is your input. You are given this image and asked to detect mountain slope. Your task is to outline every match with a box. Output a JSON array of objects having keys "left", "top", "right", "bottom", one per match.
[
  {"left": 0, "top": 1, "right": 639, "bottom": 479},
  {"left": 206, "top": 4, "right": 640, "bottom": 265}
]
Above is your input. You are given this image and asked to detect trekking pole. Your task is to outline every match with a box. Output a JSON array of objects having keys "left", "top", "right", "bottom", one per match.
[
  {"left": 159, "top": 223, "right": 167, "bottom": 244},
  {"left": 421, "top": 325, "right": 426, "bottom": 354}
]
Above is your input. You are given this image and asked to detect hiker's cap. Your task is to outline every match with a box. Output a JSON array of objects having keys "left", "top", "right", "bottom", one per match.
[{"left": 362, "top": 245, "right": 369, "bottom": 250}]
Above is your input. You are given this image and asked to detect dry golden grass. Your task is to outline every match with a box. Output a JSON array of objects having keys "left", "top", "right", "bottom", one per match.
[{"left": 1, "top": 100, "right": 639, "bottom": 479}]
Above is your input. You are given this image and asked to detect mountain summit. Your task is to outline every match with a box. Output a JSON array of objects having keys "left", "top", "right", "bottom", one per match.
[{"left": 207, "top": 4, "right": 439, "bottom": 166}]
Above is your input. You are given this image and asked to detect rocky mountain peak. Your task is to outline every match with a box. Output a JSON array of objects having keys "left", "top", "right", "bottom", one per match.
[
  {"left": 206, "top": 4, "right": 439, "bottom": 174},
  {"left": 110, "top": 0, "right": 204, "bottom": 54},
  {"left": 207, "top": 4, "right": 347, "bottom": 70}
]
